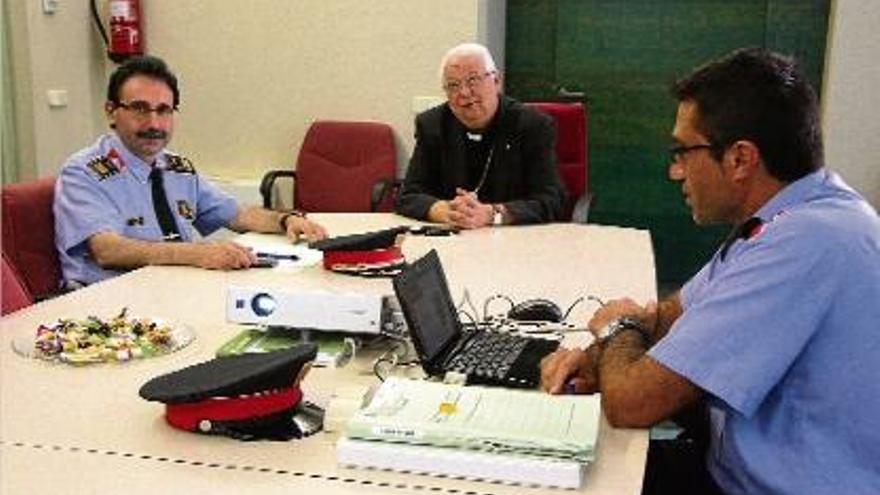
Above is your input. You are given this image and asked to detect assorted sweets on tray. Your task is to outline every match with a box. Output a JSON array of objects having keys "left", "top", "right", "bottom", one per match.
[{"left": 32, "top": 308, "right": 184, "bottom": 364}]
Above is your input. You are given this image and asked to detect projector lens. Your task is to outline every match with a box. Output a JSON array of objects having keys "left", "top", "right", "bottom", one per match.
[{"left": 251, "top": 293, "right": 277, "bottom": 317}]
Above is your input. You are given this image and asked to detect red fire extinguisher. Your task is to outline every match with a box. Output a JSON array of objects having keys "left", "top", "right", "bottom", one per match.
[{"left": 91, "top": 0, "right": 144, "bottom": 63}]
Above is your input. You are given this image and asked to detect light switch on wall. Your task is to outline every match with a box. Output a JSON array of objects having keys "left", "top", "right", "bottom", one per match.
[
  {"left": 42, "top": 0, "right": 60, "bottom": 14},
  {"left": 47, "top": 89, "right": 68, "bottom": 108}
]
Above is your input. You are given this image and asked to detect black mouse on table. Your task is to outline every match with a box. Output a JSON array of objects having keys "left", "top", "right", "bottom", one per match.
[{"left": 507, "top": 299, "right": 564, "bottom": 323}]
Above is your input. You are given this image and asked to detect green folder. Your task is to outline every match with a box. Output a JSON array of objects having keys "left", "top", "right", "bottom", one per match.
[{"left": 217, "top": 327, "right": 355, "bottom": 367}]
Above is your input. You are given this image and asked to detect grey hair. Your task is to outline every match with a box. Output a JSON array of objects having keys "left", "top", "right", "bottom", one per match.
[{"left": 438, "top": 42, "right": 498, "bottom": 82}]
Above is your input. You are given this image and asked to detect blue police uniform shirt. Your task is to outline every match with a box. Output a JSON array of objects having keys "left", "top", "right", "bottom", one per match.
[
  {"left": 649, "top": 169, "right": 880, "bottom": 494},
  {"left": 54, "top": 132, "right": 239, "bottom": 285}
]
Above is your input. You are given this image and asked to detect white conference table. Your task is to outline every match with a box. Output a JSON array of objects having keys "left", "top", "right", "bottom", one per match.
[{"left": 0, "top": 214, "right": 656, "bottom": 495}]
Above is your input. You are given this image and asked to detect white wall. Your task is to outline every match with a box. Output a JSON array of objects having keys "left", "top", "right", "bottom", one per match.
[
  {"left": 6, "top": 0, "right": 106, "bottom": 179},
  {"left": 822, "top": 0, "right": 880, "bottom": 207},
  {"left": 143, "top": 1, "right": 482, "bottom": 182},
  {"left": 8, "top": 0, "right": 877, "bottom": 210},
  {"left": 7, "top": 0, "right": 505, "bottom": 183}
]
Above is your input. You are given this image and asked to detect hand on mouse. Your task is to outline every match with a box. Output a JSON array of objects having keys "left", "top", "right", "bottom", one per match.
[{"left": 587, "top": 298, "right": 657, "bottom": 340}]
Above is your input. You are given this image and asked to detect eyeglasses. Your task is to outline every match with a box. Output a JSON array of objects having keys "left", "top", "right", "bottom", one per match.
[
  {"left": 443, "top": 71, "right": 495, "bottom": 95},
  {"left": 115, "top": 100, "right": 177, "bottom": 118},
  {"left": 668, "top": 143, "right": 715, "bottom": 163}
]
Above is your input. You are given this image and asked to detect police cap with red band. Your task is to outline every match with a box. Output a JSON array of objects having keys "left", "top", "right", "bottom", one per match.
[
  {"left": 139, "top": 344, "right": 318, "bottom": 441},
  {"left": 309, "top": 226, "right": 408, "bottom": 276}
]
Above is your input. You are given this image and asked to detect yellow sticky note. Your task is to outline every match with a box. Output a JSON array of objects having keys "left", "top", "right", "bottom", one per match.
[{"left": 438, "top": 401, "right": 458, "bottom": 415}]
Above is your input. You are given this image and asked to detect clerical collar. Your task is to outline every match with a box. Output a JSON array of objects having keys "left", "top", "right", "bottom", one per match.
[{"left": 462, "top": 101, "right": 503, "bottom": 142}]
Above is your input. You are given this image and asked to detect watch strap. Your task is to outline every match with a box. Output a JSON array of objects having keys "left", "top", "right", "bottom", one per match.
[
  {"left": 278, "top": 210, "right": 306, "bottom": 232},
  {"left": 597, "top": 317, "right": 652, "bottom": 348}
]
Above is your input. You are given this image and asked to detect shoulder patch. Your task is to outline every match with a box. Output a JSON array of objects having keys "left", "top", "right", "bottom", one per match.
[
  {"left": 165, "top": 153, "right": 197, "bottom": 174},
  {"left": 85, "top": 156, "right": 121, "bottom": 181}
]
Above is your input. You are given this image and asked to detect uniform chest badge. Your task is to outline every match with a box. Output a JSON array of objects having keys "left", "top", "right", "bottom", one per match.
[
  {"left": 165, "top": 153, "right": 196, "bottom": 174},
  {"left": 86, "top": 155, "right": 121, "bottom": 180},
  {"left": 177, "top": 200, "right": 195, "bottom": 220}
]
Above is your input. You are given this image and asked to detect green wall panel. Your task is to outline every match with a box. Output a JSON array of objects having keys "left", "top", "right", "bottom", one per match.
[
  {"left": 505, "top": 2, "right": 558, "bottom": 96},
  {"left": 506, "top": 0, "right": 829, "bottom": 288}
]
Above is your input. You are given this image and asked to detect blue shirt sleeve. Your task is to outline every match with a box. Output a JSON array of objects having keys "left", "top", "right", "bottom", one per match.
[
  {"left": 649, "top": 215, "right": 838, "bottom": 417},
  {"left": 54, "top": 165, "right": 128, "bottom": 255},
  {"left": 191, "top": 174, "right": 238, "bottom": 236},
  {"left": 680, "top": 255, "right": 712, "bottom": 310}
]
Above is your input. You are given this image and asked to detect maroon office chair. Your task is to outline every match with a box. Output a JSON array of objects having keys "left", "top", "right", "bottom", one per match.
[
  {"left": 1, "top": 176, "right": 61, "bottom": 299},
  {"left": 260, "top": 120, "right": 399, "bottom": 213},
  {"left": 2, "top": 251, "right": 34, "bottom": 315},
  {"left": 526, "top": 102, "right": 589, "bottom": 221}
]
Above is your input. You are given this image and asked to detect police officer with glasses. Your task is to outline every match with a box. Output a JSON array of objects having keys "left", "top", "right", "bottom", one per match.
[{"left": 54, "top": 55, "right": 327, "bottom": 288}]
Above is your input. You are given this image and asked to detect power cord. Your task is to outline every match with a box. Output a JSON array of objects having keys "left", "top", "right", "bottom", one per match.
[
  {"left": 482, "top": 294, "right": 516, "bottom": 321},
  {"left": 455, "top": 289, "right": 481, "bottom": 323},
  {"left": 372, "top": 339, "right": 419, "bottom": 382},
  {"left": 456, "top": 290, "right": 609, "bottom": 335},
  {"left": 562, "top": 295, "right": 605, "bottom": 321}
]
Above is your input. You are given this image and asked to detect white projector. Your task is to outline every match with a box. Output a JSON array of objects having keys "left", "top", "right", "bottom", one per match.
[{"left": 226, "top": 286, "right": 387, "bottom": 335}]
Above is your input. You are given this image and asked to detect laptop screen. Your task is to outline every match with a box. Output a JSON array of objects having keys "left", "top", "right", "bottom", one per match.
[{"left": 392, "top": 250, "right": 461, "bottom": 366}]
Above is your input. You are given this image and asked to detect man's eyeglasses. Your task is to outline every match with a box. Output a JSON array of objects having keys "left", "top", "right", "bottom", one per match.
[
  {"left": 115, "top": 100, "right": 177, "bottom": 118},
  {"left": 668, "top": 143, "right": 715, "bottom": 163},
  {"left": 443, "top": 71, "right": 495, "bottom": 95}
]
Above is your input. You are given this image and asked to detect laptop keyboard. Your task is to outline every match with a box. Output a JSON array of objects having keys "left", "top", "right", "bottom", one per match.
[{"left": 447, "top": 331, "right": 529, "bottom": 379}]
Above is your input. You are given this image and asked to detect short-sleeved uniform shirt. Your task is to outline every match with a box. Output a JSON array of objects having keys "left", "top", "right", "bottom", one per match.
[
  {"left": 54, "top": 132, "right": 238, "bottom": 285},
  {"left": 649, "top": 170, "right": 880, "bottom": 494}
]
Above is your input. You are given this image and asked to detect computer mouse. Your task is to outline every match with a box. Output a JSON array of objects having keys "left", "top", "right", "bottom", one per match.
[{"left": 507, "top": 299, "right": 563, "bottom": 323}]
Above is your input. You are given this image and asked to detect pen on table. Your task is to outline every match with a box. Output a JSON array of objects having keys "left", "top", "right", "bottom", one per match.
[{"left": 255, "top": 252, "right": 300, "bottom": 261}]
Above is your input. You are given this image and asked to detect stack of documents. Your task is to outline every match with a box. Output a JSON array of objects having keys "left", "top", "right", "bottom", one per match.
[{"left": 336, "top": 377, "right": 601, "bottom": 488}]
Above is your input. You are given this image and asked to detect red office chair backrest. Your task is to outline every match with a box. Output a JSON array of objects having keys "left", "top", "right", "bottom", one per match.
[
  {"left": 526, "top": 102, "right": 588, "bottom": 220},
  {"left": 294, "top": 120, "right": 397, "bottom": 212},
  {"left": 1, "top": 176, "right": 60, "bottom": 297},
  {"left": 2, "top": 251, "right": 34, "bottom": 315}
]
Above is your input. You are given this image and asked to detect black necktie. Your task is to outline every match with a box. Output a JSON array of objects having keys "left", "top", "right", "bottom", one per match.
[
  {"left": 719, "top": 217, "right": 763, "bottom": 261},
  {"left": 149, "top": 168, "right": 181, "bottom": 242}
]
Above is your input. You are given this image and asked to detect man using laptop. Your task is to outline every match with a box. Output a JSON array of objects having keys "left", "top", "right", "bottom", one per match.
[
  {"left": 541, "top": 48, "right": 880, "bottom": 494},
  {"left": 54, "top": 55, "right": 327, "bottom": 288},
  {"left": 395, "top": 43, "right": 566, "bottom": 228}
]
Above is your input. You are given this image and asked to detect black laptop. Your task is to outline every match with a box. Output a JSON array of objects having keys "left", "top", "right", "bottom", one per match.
[{"left": 392, "top": 250, "right": 559, "bottom": 388}]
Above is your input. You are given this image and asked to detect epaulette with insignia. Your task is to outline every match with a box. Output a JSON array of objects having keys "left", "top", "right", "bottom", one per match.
[
  {"left": 86, "top": 156, "right": 121, "bottom": 181},
  {"left": 165, "top": 153, "right": 197, "bottom": 174}
]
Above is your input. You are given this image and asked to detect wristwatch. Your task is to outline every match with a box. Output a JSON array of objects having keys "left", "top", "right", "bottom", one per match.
[
  {"left": 278, "top": 210, "right": 306, "bottom": 232},
  {"left": 595, "top": 317, "right": 652, "bottom": 347},
  {"left": 491, "top": 204, "right": 504, "bottom": 226}
]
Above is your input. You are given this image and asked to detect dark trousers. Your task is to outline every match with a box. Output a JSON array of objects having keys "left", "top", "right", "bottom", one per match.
[{"left": 642, "top": 401, "right": 726, "bottom": 495}]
